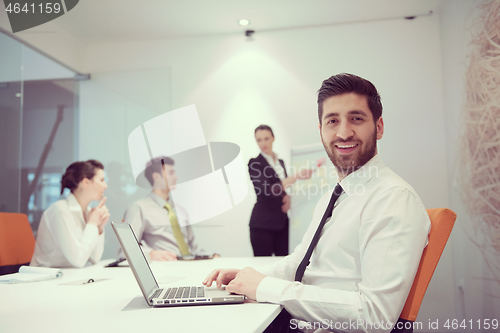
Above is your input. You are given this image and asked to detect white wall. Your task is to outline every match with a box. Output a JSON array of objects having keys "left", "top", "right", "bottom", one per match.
[
  {"left": 78, "top": 68, "right": 171, "bottom": 258},
  {"left": 21, "top": 81, "right": 77, "bottom": 170}
]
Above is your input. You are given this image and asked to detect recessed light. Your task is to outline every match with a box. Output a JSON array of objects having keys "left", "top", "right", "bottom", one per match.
[{"left": 238, "top": 19, "right": 250, "bottom": 26}]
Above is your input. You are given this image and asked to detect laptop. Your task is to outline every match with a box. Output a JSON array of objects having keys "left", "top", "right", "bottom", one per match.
[{"left": 111, "top": 221, "right": 245, "bottom": 307}]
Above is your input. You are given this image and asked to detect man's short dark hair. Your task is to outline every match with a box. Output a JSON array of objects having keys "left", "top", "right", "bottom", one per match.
[
  {"left": 144, "top": 156, "right": 174, "bottom": 186},
  {"left": 317, "top": 73, "right": 382, "bottom": 124}
]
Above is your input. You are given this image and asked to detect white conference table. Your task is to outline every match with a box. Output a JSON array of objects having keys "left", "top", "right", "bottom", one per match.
[{"left": 0, "top": 257, "right": 282, "bottom": 333}]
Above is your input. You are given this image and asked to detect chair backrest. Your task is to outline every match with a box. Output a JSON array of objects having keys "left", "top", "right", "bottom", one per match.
[
  {"left": 392, "top": 208, "right": 457, "bottom": 332},
  {"left": 0, "top": 213, "right": 36, "bottom": 269}
]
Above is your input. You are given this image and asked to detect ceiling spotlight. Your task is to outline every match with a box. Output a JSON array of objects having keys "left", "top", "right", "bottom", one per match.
[{"left": 238, "top": 19, "right": 250, "bottom": 26}]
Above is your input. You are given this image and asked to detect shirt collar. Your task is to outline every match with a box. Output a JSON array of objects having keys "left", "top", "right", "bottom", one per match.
[
  {"left": 338, "top": 154, "right": 386, "bottom": 196},
  {"left": 261, "top": 151, "right": 278, "bottom": 162},
  {"left": 67, "top": 192, "right": 84, "bottom": 213},
  {"left": 149, "top": 192, "right": 172, "bottom": 207}
]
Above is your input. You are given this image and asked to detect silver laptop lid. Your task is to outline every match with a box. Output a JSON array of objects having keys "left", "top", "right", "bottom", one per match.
[{"left": 111, "top": 221, "right": 159, "bottom": 303}]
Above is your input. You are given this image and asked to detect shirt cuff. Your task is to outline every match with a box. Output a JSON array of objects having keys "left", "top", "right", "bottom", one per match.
[
  {"left": 256, "top": 276, "right": 295, "bottom": 304},
  {"left": 84, "top": 223, "right": 99, "bottom": 238},
  {"left": 255, "top": 265, "right": 275, "bottom": 276}
]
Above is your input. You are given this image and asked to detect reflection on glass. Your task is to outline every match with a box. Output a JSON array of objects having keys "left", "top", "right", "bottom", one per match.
[
  {"left": 0, "top": 32, "right": 22, "bottom": 214},
  {"left": 20, "top": 80, "right": 79, "bottom": 234},
  {"left": 0, "top": 30, "right": 82, "bottom": 238}
]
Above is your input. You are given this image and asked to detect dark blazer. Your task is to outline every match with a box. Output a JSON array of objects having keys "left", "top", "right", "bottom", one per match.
[{"left": 248, "top": 153, "right": 289, "bottom": 230}]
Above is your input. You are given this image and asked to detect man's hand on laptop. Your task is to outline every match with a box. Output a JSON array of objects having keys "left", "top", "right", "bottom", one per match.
[
  {"left": 150, "top": 250, "right": 178, "bottom": 261},
  {"left": 203, "top": 268, "right": 240, "bottom": 288},
  {"left": 226, "top": 267, "right": 265, "bottom": 300},
  {"left": 203, "top": 267, "right": 265, "bottom": 301}
]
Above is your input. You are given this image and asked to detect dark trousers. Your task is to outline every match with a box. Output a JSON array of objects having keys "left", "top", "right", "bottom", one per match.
[{"left": 250, "top": 225, "right": 289, "bottom": 256}]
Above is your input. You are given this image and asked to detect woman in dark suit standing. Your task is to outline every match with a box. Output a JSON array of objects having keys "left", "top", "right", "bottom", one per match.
[{"left": 248, "top": 125, "right": 313, "bottom": 256}]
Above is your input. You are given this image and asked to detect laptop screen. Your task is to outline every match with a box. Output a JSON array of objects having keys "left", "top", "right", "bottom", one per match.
[{"left": 112, "top": 222, "right": 159, "bottom": 300}]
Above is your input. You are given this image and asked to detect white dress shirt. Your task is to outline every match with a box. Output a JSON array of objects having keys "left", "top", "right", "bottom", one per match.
[
  {"left": 30, "top": 193, "right": 105, "bottom": 268},
  {"left": 261, "top": 151, "right": 286, "bottom": 180},
  {"left": 255, "top": 154, "right": 431, "bottom": 333},
  {"left": 121, "top": 192, "right": 206, "bottom": 258}
]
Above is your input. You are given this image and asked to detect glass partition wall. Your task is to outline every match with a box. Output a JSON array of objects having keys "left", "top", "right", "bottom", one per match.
[
  {"left": 0, "top": 32, "right": 22, "bottom": 215},
  {"left": 0, "top": 29, "right": 84, "bottom": 237},
  {"left": 1, "top": 29, "right": 172, "bottom": 259}
]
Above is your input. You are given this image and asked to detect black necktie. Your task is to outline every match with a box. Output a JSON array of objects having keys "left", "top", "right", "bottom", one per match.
[{"left": 294, "top": 183, "right": 343, "bottom": 282}]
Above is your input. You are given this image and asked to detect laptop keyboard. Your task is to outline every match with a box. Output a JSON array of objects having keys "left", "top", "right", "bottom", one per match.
[{"left": 162, "top": 286, "right": 205, "bottom": 300}]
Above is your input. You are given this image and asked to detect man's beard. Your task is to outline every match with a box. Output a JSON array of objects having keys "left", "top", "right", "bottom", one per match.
[{"left": 322, "top": 128, "right": 377, "bottom": 178}]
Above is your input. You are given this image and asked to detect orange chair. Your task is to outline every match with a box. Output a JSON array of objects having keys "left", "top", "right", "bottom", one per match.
[
  {"left": 0, "top": 212, "right": 36, "bottom": 275},
  {"left": 391, "top": 208, "right": 457, "bottom": 333}
]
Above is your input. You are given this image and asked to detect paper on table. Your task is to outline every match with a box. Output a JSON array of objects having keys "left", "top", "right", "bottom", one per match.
[{"left": 0, "top": 266, "right": 63, "bottom": 284}]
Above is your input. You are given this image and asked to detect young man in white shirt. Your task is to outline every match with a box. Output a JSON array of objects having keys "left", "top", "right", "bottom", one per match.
[
  {"left": 121, "top": 156, "right": 211, "bottom": 261},
  {"left": 203, "top": 73, "right": 431, "bottom": 332}
]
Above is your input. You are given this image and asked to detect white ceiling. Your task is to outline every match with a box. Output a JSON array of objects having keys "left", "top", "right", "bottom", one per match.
[
  {"left": 0, "top": 32, "right": 78, "bottom": 82},
  {"left": 52, "top": 0, "right": 446, "bottom": 44}
]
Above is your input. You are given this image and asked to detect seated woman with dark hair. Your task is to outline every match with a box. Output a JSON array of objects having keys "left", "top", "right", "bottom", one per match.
[{"left": 30, "top": 160, "right": 110, "bottom": 268}]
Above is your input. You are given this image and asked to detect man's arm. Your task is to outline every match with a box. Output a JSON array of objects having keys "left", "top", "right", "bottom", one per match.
[
  {"left": 222, "top": 188, "right": 430, "bottom": 332},
  {"left": 203, "top": 192, "right": 330, "bottom": 291},
  {"left": 203, "top": 192, "right": 330, "bottom": 287}
]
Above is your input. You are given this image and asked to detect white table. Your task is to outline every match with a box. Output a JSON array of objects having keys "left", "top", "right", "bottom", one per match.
[{"left": 0, "top": 257, "right": 282, "bottom": 333}]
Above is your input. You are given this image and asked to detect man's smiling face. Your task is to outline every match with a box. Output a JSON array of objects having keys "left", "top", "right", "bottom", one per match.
[{"left": 320, "top": 92, "right": 384, "bottom": 179}]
